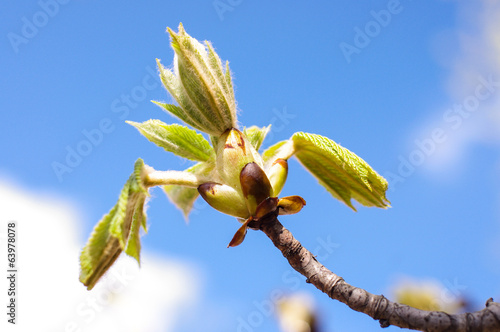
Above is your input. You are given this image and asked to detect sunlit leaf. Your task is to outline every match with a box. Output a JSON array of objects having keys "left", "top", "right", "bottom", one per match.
[
  {"left": 243, "top": 125, "right": 271, "bottom": 151},
  {"left": 158, "top": 23, "right": 236, "bottom": 136},
  {"left": 79, "top": 159, "right": 149, "bottom": 290},
  {"left": 128, "top": 120, "right": 214, "bottom": 162},
  {"left": 151, "top": 100, "right": 201, "bottom": 132},
  {"left": 261, "top": 140, "right": 294, "bottom": 168},
  {"left": 291, "top": 132, "right": 390, "bottom": 210}
]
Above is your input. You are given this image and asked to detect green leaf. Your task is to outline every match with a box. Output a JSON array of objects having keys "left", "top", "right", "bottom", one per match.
[
  {"left": 291, "top": 132, "right": 390, "bottom": 210},
  {"left": 124, "top": 194, "right": 146, "bottom": 262},
  {"left": 156, "top": 60, "right": 221, "bottom": 135},
  {"left": 163, "top": 24, "right": 237, "bottom": 135},
  {"left": 243, "top": 125, "right": 271, "bottom": 151},
  {"left": 151, "top": 100, "right": 202, "bottom": 132},
  {"left": 206, "top": 42, "right": 235, "bottom": 111},
  {"left": 224, "top": 61, "right": 235, "bottom": 102},
  {"left": 79, "top": 159, "right": 149, "bottom": 290},
  {"left": 163, "top": 161, "right": 215, "bottom": 219},
  {"left": 261, "top": 140, "right": 295, "bottom": 174},
  {"left": 108, "top": 180, "right": 131, "bottom": 247},
  {"left": 79, "top": 203, "right": 122, "bottom": 291},
  {"left": 127, "top": 120, "right": 214, "bottom": 162}
]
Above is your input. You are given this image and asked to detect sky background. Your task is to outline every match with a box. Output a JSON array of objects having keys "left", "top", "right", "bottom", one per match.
[{"left": 1, "top": 0, "right": 500, "bottom": 331}]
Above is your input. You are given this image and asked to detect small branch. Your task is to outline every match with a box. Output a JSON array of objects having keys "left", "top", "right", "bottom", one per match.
[{"left": 258, "top": 214, "right": 500, "bottom": 331}]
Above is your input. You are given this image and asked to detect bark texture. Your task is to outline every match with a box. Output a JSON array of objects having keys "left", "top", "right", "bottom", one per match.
[{"left": 256, "top": 213, "right": 500, "bottom": 331}]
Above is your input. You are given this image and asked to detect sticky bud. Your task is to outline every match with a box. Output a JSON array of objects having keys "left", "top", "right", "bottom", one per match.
[
  {"left": 240, "top": 162, "right": 273, "bottom": 215},
  {"left": 198, "top": 182, "right": 250, "bottom": 218},
  {"left": 215, "top": 128, "right": 262, "bottom": 191},
  {"left": 277, "top": 196, "right": 306, "bottom": 215},
  {"left": 266, "top": 159, "right": 288, "bottom": 196}
]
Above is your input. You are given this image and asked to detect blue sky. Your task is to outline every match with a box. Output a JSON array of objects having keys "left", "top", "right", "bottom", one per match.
[{"left": 1, "top": 1, "right": 500, "bottom": 331}]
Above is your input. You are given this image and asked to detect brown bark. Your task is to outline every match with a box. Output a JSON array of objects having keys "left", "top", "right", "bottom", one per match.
[{"left": 256, "top": 213, "right": 500, "bottom": 331}]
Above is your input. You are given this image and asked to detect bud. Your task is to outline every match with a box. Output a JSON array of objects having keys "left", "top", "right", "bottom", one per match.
[
  {"left": 277, "top": 196, "right": 306, "bottom": 215},
  {"left": 240, "top": 162, "right": 273, "bottom": 215},
  {"left": 266, "top": 159, "right": 288, "bottom": 196},
  {"left": 198, "top": 182, "right": 249, "bottom": 218},
  {"left": 215, "top": 128, "right": 262, "bottom": 192}
]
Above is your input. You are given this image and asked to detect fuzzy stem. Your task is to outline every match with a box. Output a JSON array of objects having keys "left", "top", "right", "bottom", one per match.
[
  {"left": 259, "top": 215, "right": 500, "bottom": 331},
  {"left": 143, "top": 166, "right": 210, "bottom": 188}
]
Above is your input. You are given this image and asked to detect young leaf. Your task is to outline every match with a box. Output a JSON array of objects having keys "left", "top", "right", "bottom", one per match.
[
  {"left": 124, "top": 195, "right": 147, "bottom": 262},
  {"left": 291, "top": 132, "right": 390, "bottom": 210},
  {"left": 151, "top": 100, "right": 202, "bottom": 132},
  {"left": 163, "top": 161, "right": 215, "bottom": 219},
  {"left": 224, "top": 61, "right": 235, "bottom": 103},
  {"left": 261, "top": 140, "right": 295, "bottom": 171},
  {"left": 79, "top": 159, "right": 149, "bottom": 290},
  {"left": 243, "top": 125, "right": 271, "bottom": 151},
  {"left": 266, "top": 159, "right": 288, "bottom": 196},
  {"left": 127, "top": 120, "right": 214, "bottom": 162},
  {"left": 156, "top": 60, "right": 221, "bottom": 135},
  {"left": 157, "top": 23, "right": 237, "bottom": 136},
  {"left": 79, "top": 201, "right": 123, "bottom": 290}
]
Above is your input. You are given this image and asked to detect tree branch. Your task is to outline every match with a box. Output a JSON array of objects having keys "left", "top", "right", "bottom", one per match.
[{"left": 257, "top": 214, "right": 500, "bottom": 331}]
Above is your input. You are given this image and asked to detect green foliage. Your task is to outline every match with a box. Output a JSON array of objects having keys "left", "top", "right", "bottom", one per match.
[
  {"left": 80, "top": 24, "right": 391, "bottom": 290},
  {"left": 261, "top": 140, "right": 290, "bottom": 165},
  {"left": 243, "top": 125, "right": 271, "bottom": 151},
  {"left": 291, "top": 132, "right": 390, "bottom": 210},
  {"left": 155, "top": 23, "right": 237, "bottom": 136},
  {"left": 127, "top": 120, "right": 214, "bottom": 162},
  {"left": 79, "top": 159, "right": 148, "bottom": 290}
]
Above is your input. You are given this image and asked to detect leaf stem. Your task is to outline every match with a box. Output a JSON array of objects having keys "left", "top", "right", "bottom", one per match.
[{"left": 144, "top": 166, "right": 210, "bottom": 188}]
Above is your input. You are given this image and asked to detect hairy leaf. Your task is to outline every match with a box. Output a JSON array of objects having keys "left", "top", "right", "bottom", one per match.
[
  {"left": 244, "top": 125, "right": 271, "bottom": 151},
  {"left": 79, "top": 159, "right": 149, "bottom": 290},
  {"left": 151, "top": 100, "right": 202, "bottom": 131},
  {"left": 261, "top": 140, "right": 295, "bottom": 171},
  {"left": 291, "top": 132, "right": 390, "bottom": 210},
  {"left": 157, "top": 24, "right": 236, "bottom": 136},
  {"left": 128, "top": 120, "right": 214, "bottom": 162}
]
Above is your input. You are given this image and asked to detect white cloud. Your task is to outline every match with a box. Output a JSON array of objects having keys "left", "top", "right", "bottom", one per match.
[
  {"left": 0, "top": 178, "right": 201, "bottom": 332},
  {"left": 416, "top": 1, "right": 500, "bottom": 175}
]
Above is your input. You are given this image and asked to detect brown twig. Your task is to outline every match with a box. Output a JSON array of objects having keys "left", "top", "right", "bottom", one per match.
[{"left": 258, "top": 213, "right": 500, "bottom": 331}]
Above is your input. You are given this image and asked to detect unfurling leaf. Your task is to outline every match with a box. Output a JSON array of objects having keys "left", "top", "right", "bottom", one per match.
[
  {"left": 266, "top": 159, "right": 288, "bottom": 197},
  {"left": 127, "top": 120, "right": 214, "bottom": 162},
  {"left": 261, "top": 140, "right": 294, "bottom": 169},
  {"left": 243, "top": 125, "right": 271, "bottom": 151},
  {"left": 155, "top": 23, "right": 237, "bottom": 136},
  {"left": 79, "top": 159, "right": 149, "bottom": 290},
  {"left": 291, "top": 132, "right": 390, "bottom": 210}
]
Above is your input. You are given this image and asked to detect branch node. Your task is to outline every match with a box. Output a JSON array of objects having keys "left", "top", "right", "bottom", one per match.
[
  {"left": 486, "top": 297, "right": 494, "bottom": 307},
  {"left": 379, "top": 319, "right": 390, "bottom": 328}
]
